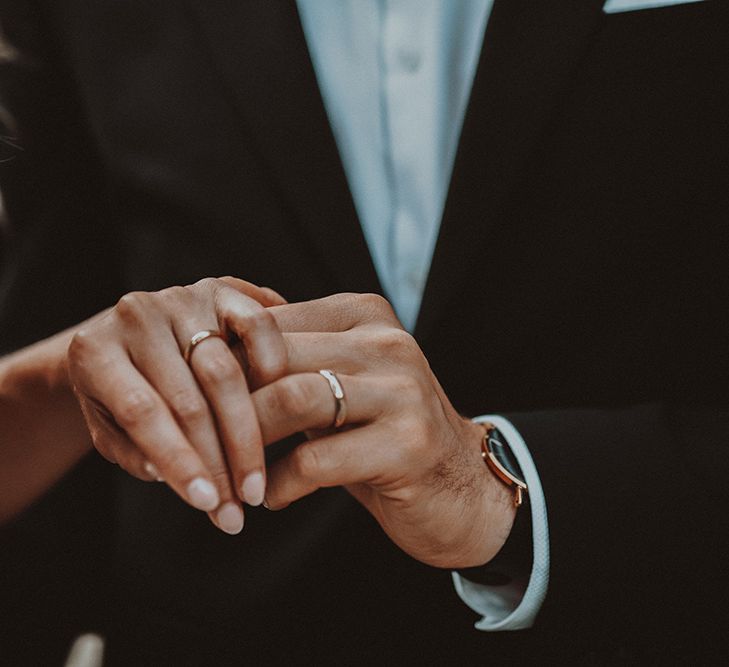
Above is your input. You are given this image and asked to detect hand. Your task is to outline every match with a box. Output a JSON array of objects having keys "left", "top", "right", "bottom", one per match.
[
  {"left": 253, "top": 293, "right": 516, "bottom": 568},
  {"left": 66, "top": 277, "right": 287, "bottom": 534}
]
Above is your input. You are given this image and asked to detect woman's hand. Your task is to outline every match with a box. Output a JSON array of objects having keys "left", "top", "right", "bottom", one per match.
[
  {"left": 67, "top": 277, "right": 287, "bottom": 534},
  {"left": 251, "top": 293, "right": 516, "bottom": 568}
]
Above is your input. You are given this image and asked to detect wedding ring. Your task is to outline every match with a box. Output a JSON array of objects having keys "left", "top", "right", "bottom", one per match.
[
  {"left": 318, "top": 369, "right": 347, "bottom": 429},
  {"left": 184, "top": 329, "right": 226, "bottom": 364}
]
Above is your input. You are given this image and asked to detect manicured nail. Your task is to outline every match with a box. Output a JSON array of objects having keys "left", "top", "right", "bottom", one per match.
[
  {"left": 143, "top": 461, "right": 164, "bottom": 482},
  {"left": 262, "top": 497, "right": 271, "bottom": 510},
  {"left": 216, "top": 502, "right": 245, "bottom": 535},
  {"left": 187, "top": 478, "right": 219, "bottom": 511},
  {"left": 241, "top": 471, "right": 265, "bottom": 506}
]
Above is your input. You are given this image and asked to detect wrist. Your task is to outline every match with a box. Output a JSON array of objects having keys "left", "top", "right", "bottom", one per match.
[
  {"left": 7, "top": 308, "right": 114, "bottom": 396},
  {"left": 470, "top": 457, "right": 518, "bottom": 566},
  {"left": 1, "top": 329, "right": 75, "bottom": 398},
  {"left": 444, "top": 420, "right": 517, "bottom": 568}
]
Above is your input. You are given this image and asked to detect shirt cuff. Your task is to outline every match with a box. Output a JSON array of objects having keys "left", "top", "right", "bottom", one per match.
[{"left": 451, "top": 415, "right": 550, "bottom": 631}]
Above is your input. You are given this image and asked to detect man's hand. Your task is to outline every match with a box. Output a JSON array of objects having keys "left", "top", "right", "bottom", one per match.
[
  {"left": 255, "top": 293, "right": 516, "bottom": 569},
  {"left": 66, "top": 277, "right": 287, "bottom": 534}
]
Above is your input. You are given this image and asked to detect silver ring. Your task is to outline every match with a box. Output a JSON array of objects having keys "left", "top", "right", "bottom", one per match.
[
  {"left": 184, "top": 329, "right": 226, "bottom": 364},
  {"left": 318, "top": 369, "right": 347, "bottom": 429}
]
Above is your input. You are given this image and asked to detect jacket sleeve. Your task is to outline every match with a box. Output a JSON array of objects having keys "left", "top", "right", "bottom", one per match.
[{"left": 505, "top": 402, "right": 728, "bottom": 660}]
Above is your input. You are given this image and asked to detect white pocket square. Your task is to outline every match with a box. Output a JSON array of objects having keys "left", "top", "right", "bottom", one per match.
[{"left": 604, "top": 0, "right": 706, "bottom": 13}]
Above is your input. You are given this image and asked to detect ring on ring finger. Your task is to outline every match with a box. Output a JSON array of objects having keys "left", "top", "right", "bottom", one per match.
[
  {"left": 318, "top": 369, "right": 347, "bottom": 429},
  {"left": 183, "top": 329, "right": 227, "bottom": 364}
]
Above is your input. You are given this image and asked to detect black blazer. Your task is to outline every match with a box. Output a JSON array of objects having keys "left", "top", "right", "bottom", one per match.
[{"left": 1, "top": 0, "right": 727, "bottom": 664}]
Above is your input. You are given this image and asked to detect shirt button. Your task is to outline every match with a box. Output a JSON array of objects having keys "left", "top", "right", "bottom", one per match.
[{"left": 397, "top": 48, "right": 421, "bottom": 73}]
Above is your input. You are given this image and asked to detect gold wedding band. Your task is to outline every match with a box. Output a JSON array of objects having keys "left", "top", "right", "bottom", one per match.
[
  {"left": 318, "top": 369, "right": 347, "bottom": 429},
  {"left": 184, "top": 329, "right": 226, "bottom": 364}
]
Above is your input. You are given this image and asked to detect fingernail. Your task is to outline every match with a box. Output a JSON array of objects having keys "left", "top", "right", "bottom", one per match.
[
  {"left": 143, "top": 461, "right": 164, "bottom": 482},
  {"left": 241, "top": 471, "right": 266, "bottom": 506},
  {"left": 187, "top": 478, "right": 220, "bottom": 511},
  {"left": 216, "top": 502, "right": 245, "bottom": 535},
  {"left": 262, "top": 499, "right": 289, "bottom": 512}
]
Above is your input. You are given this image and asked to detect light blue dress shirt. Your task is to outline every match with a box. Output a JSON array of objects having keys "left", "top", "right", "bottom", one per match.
[
  {"left": 297, "top": 0, "right": 491, "bottom": 332},
  {"left": 297, "top": 0, "right": 548, "bottom": 630}
]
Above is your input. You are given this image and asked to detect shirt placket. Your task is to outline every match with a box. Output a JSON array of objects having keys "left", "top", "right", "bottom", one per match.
[{"left": 381, "top": 0, "right": 438, "bottom": 331}]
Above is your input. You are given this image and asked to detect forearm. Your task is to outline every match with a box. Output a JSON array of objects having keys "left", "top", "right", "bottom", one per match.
[{"left": 0, "top": 322, "right": 95, "bottom": 523}]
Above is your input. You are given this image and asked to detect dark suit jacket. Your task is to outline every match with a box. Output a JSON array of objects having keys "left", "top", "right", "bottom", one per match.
[{"left": 1, "top": 0, "right": 727, "bottom": 664}]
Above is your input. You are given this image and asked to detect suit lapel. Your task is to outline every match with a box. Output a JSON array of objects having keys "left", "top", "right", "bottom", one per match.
[
  {"left": 183, "top": 0, "right": 382, "bottom": 296},
  {"left": 416, "top": 0, "right": 606, "bottom": 339},
  {"left": 183, "top": 0, "right": 606, "bottom": 332}
]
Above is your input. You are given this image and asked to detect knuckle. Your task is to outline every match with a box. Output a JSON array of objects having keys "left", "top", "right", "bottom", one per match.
[
  {"left": 262, "top": 352, "right": 288, "bottom": 381},
  {"left": 154, "top": 446, "right": 189, "bottom": 474},
  {"left": 68, "top": 328, "right": 98, "bottom": 364},
  {"left": 373, "top": 328, "right": 416, "bottom": 358},
  {"left": 196, "top": 351, "right": 240, "bottom": 385},
  {"left": 115, "top": 390, "right": 158, "bottom": 428},
  {"left": 68, "top": 332, "right": 119, "bottom": 385},
  {"left": 115, "top": 291, "right": 150, "bottom": 323},
  {"left": 160, "top": 284, "right": 189, "bottom": 303},
  {"left": 359, "top": 293, "right": 395, "bottom": 319},
  {"left": 239, "top": 307, "right": 276, "bottom": 334},
  {"left": 291, "top": 444, "right": 321, "bottom": 480},
  {"left": 325, "top": 292, "right": 386, "bottom": 326},
  {"left": 169, "top": 390, "right": 209, "bottom": 424},
  {"left": 328, "top": 292, "right": 358, "bottom": 309},
  {"left": 194, "top": 277, "right": 219, "bottom": 292},
  {"left": 273, "top": 375, "right": 313, "bottom": 421}
]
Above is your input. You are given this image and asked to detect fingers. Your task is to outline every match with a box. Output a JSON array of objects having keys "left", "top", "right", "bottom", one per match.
[
  {"left": 173, "top": 285, "right": 280, "bottom": 506},
  {"left": 81, "top": 399, "right": 159, "bottom": 480},
  {"left": 216, "top": 276, "right": 288, "bottom": 306},
  {"left": 85, "top": 375, "right": 247, "bottom": 535},
  {"left": 70, "top": 337, "right": 221, "bottom": 513},
  {"left": 281, "top": 333, "right": 357, "bottom": 375},
  {"left": 252, "top": 366, "right": 436, "bottom": 510},
  {"left": 281, "top": 328, "right": 420, "bottom": 376},
  {"left": 213, "top": 283, "right": 288, "bottom": 387},
  {"left": 269, "top": 293, "right": 399, "bottom": 333},
  {"left": 128, "top": 327, "right": 247, "bottom": 531},
  {"left": 68, "top": 278, "right": 292, "bottom": 534},
  {"left": 88, "top": 394, "right": 246, "bottom": 535},
  {"left": 180, "top": 333, "right": 267, "bottom": 507},
  {"left": 264, "top": 424, "right": 388, "bottom": 509},
  {"left": 252, "top": 372, "right": 392, "bottom": 445}
]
